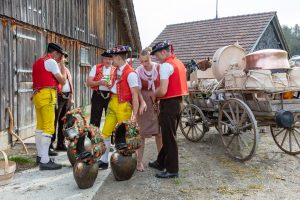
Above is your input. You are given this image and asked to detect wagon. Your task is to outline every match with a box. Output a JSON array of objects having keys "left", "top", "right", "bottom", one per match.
[{"left": 180, "top": 45, "right": 300, "bottom": 161}]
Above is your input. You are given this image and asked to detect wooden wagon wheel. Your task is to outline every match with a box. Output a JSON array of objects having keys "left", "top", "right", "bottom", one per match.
[
  {"left": 218, "top": 98, "right": 259, "bottom": 161},
  {"left": 179, "top": 104, "right": 209, "bottom": 142},
  {"left": 270, "top": 120, "right": 300, "bottom": 155}
]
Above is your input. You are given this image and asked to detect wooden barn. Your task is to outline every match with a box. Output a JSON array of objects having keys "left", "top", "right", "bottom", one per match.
[{"left": 0, "top": 0, "right": 141, "bottom": 150}]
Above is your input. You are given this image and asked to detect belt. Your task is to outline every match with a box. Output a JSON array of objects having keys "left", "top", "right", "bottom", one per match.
[
  {"left": 59, "top": 92, "right": 70, "bottom": 99},
  {"left": 95, "top": 90, "right": 110, "bottom": 99}
]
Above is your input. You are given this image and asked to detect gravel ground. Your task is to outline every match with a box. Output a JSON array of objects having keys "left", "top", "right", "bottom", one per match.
[{"left": 95, "top": 128, "right": 300, "bottom": 200}]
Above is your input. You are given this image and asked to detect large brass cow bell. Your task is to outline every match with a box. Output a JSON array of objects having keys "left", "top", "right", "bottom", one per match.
[
  {"left": 67, "top": 142, "right": 76, "bottom": 166},
  {"left": 110, "top": 152, "right": 137, "bottom": 181},
  {"left": 73, "top": 161, "right": 98, "bottom": 189}
]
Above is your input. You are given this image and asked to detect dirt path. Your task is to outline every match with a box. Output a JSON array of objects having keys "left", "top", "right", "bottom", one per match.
[{"left": 95, "top": 128, "right": 300, "bottom": 200}]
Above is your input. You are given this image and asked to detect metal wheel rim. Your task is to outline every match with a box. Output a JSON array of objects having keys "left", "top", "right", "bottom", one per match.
[
  {"left": 179, "top": 104, "right": 208, "bottom": 142},
  {"left": 270, "top": 123, "right": 300, "bottom": 155},
  {"left": 218, "top": 98, "right": 259, "bottom": 161}
]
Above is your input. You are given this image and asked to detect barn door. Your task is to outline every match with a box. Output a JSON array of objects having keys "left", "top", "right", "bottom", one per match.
[{"left": 14, "top": 26, "right": 45, "bottom": 139}]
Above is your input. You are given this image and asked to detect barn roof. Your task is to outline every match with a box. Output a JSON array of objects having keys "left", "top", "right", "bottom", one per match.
[{"left": 136, "top": 11, "right": 288, "bottom": 66}]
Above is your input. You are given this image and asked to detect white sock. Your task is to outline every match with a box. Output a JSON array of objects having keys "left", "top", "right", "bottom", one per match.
[
  {"left": 40, "top": 134, "right": 52, "bottom": 164},
  {"left": 35, "top": 130, "right": 43, "bottom": 157},
  {"left": 100, "top": 137, "right": 111, "bottom": 163}
]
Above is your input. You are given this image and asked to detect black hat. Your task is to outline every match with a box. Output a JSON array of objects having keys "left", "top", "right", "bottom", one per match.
[
  {"left": 48, "top": 43, "right": 65, "bottom": 55},
  {"left": 101, "top": 51, "right": 112, "bottom": 57},
  {"left": 151, "top": 40, "right": 172, "bottom": 55},
  {"left": 106, "top": 45, "right": 132, "bottom": 55}
]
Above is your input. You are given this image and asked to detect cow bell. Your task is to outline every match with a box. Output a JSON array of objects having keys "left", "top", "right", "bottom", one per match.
[{"left": 275, "top": 110, "right": 294, "bottom": 128}]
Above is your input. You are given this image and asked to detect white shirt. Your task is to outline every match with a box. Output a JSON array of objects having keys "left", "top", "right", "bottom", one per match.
[
  {"left": 62, "top": 79, "right": 71, "bottom": 92},
  {"left": 159, "top": 63, "right": 174, "bottom": 80},
  {"left": 45, "top": 59, "right": 60, "bottom": 75},
  {"left": 89, "top": 65, "right": 112, "bottom": 91},
  {"left": 111, "top": 63, "right": 139, "bottom": 94}
]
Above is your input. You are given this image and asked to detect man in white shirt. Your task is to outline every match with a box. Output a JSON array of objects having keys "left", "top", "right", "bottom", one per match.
[
  {"left": 87, "top": 52, "right": 116, "bottom": 128},
  {"left": 32, "top": 43, "right": 67, "bottom": 170},
  {"left": 97, "top": 45, "right": 140, "bottom": 169},
  {"left": 148, "top": 40, "right": 188, "bottom": 178}
]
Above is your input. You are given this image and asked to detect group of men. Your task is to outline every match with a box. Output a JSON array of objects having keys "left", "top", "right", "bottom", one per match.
[{"left": 32, "top": 40, "right": 188, "bottom": 178}]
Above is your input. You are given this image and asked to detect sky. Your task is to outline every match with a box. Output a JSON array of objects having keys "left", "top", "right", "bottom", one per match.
[{"left": 133, "top": 0, "right": 300, "bottom": 48}]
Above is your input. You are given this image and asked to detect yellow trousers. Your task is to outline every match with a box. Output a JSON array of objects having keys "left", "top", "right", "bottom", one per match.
[
  {"left": 33, "top": 88, "right": 57, "bottom": 135},
  {"left": 102, "top": 95, "right": 132, "bottom": 138}
]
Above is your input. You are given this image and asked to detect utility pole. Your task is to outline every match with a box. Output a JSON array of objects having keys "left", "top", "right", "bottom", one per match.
[{"left": 216, "top": 0, "right": 218, "bottom": 19}]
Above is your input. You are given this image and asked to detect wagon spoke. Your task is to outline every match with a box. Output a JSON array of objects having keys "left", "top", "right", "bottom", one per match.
[
  {"left": 236, "top": 104, "right": 240, "bottom": 123},
  {"left": 228, "top": 103, "right": 236, "bottom": 122},
  {"left": 186, "top": 126, "right": 191, "bottom": 136},
  {"left": 223, "top": 110, "right": 233, "bottom": 123},
  {"left": 292, "top": 131, "right": 300, "bottom": 149},
  {"left": 294, "top": 128, "right": 300, "bottom": 136},
  {"left": 238, "top": 111, "right": 247, "bottom": 126},
  {"left": 220, "top": 121, "right": 231, "bottom": 127},
  {"left": 226, "top": 135, "right": 236, "bottom": 148},
  {"left": 280, "top": 130, "right": 289, "bottom": 147},
  {"left": 240, "top": 123, "right": 253, "bottom": 131},
  {"left": 238, "top": 135, "right": 250, "bottom": 148},
  {"left": 289, "top": 131, "right": 292, "bottom": 152},
  {"left": 275, "top": 128, "right": 285, "bottom": 138},
  {"left": 195, "top": 124, "right": 203, "bottom": 134}
]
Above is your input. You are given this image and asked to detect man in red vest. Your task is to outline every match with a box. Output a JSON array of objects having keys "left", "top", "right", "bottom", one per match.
[
  {"left": 97, "top": 45, "right": 140, "bottom": 169},
  {"left": 148, "top": 40, "right": 188, "bottom": 178},
  {"left": 51, "top": 52, "right": 74, "bottom": 151},
  {"left": 87, "top": 51, "right": 116, "bottom": 128},
  {"left": 32, "top": 43, "right": 67, "bottom": 170}
]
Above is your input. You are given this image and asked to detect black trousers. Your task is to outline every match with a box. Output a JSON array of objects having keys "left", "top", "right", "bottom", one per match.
[
  {"left": 90, "top": 90, "right": 111, "bottom": 127},
  {"left": 52, "top": 93, "right": 71, "bottom": 147},
  {"left": 157, "top": 96, "right": 183, "bottom": 173}
]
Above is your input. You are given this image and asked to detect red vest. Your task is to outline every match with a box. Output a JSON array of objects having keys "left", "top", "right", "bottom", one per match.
[
  {"left": 57, "top": 67, "right": 73, "bottom": 94},
  {"left": 32, "top": 54, "right": 59, "bottom": 90},
  {"left": 140, "top": 65, "right": 160, "bottom": 90},
  {"left": 116, "top": 64, "right": 135, "bottom": 103},
  {"left": 160, "top": 55, "right": 188, "bottom": 99},
  {"left": 91, "top": 64, "right": 116, "bottom": 91}
]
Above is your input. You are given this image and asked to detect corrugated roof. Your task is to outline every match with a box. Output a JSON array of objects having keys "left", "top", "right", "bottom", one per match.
[{"left": 135, "top": 12, "right": 276, "bottom": 66}]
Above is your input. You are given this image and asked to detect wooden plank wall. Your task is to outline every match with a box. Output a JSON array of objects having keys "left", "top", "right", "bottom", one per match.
[
  {"left": 0, "top": 0, "right": 135, "bottom": 138},
  {"left": 0, "top": 0, "right": 130, "bottom": 49},
  {"left": 0, "top": 18, "right": 14, "bottom": 133}
]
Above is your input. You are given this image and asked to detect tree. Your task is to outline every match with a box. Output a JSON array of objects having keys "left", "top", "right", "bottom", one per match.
[{"left": 282, "top": 24, "right": 300, "bottom": 56}]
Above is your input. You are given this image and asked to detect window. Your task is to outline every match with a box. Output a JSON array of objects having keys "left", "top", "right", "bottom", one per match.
[{"left": 80, "top": 47, "right": 90, "bottom": 66}]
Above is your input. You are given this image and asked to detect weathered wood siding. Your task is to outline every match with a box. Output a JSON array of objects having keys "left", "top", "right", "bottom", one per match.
[
  {"left": 0, "top": 0, "right": 140, "bottom": 147},
  {"left": 0, "top": 0, "right": 130, "bottom": 48}
]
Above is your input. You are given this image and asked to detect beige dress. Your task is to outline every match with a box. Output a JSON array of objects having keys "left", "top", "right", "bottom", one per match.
[{"left": 136, "top": 64, "right": 160, "bottom": 138}]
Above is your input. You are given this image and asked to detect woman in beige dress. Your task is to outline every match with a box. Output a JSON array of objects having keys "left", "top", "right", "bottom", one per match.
[{"left": 136, "top": 48, "right": 162, "bottom": 172}]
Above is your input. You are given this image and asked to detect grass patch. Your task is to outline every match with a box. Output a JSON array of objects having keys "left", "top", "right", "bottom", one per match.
[
  {"left": 8, "top": 156, "right": 35, "bottom": 165},
  {"left": 173, "top": 177, "right": 182, "bottom": 185},
  {"left": 0, "top": 155, "right": 35, "bottom": 165}
]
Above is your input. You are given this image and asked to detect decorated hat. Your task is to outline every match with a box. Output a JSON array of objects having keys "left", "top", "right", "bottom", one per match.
[
  {"left": 101, "top": 50, "right": 112, "bottom": 57},
  {"left": 151, "top": 40, "right": 173, "bottom": 55},
  {"left": 48, "top": 43, "right": 66, "bottom": 55},
  {"left": 107, "top": 45, "right": 132, "bottom": 55}
]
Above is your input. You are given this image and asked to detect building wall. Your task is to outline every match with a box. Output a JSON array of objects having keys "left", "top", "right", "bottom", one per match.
[{"left": 0, "top": 0, "right": 137, "bottom": 149}]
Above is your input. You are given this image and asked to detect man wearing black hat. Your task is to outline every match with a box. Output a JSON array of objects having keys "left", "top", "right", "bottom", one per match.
[
  {"left": 148, "top": 40, "right": 188, "bottom": 178},
  {"left": 97, "top": 45, "right": 140, "bottom": 169},
  {"left": 51, "top": 52, "right": 74, "bottom": 151},
  {"left": 32, "top": 42, "right": 67, "bottom": 170},
  {"left": 87, "top": 51, "right": 116, "bottom": 128}
]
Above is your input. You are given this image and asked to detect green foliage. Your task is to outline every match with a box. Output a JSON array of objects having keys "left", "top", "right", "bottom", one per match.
[
  {"left": 0, "top": 155, "right": 35, "bottom": 165},
  {"left": 282, "top": 24, "right": 300, "bottom": 56}
]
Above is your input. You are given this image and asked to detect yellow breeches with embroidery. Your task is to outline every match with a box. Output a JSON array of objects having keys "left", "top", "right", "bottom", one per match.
[
  {"left": 102, "top": 95, "right": 132, "bottom": 138},
  {"left": 33, "top": 88, "right": 57, "bottom": 135}
]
